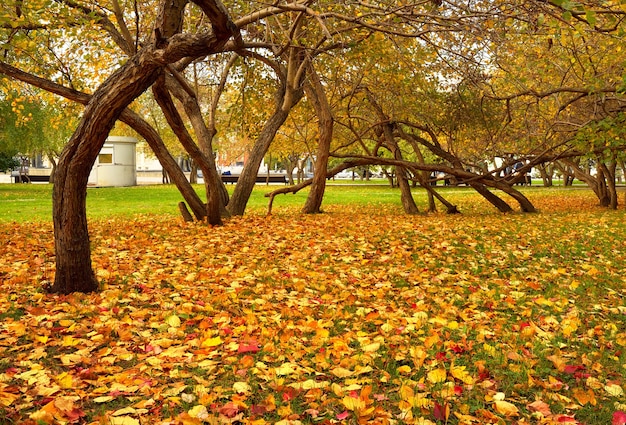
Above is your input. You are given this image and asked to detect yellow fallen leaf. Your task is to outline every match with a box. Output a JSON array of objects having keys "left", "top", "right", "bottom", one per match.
[
  {"left": 494, "top": 400, "right": 519, "bottom": 416},
  {"left": 342, "top": 395, "right": 366, "bottom": 411},
  {"left": 188, "top": 404, "right": 209, "bottom": 420},
  {"left": 331, "top": 367, "right": 354, "bottom": 378},
  {"left": 0, "top": 391, "right": 19, "bottom": 407},
  {"left": 605, "top": 384, "right": 624, "bottom": 397},
  {"left": 201, "top": 336, "right": 222, "bottom": 347},
  {"left": 55, "top": 372, "right": 73, "bottom": 389},
  {"left": 289, "top": 379, "right": 329, "bottom": 390},
  {"left": 361, "top": 342, "right": 380, "bottom": 352},
  {"left": 427, "top": 368, "right": 447, "bottom": 384},
  {"left": 109, "top": 416, "right": 140, "bottom": 425},
  {"left": 113, "top": 407, "right": 138, "bottom": 416},
  {"left": 165, "top": 314, "right": 181, "bottom": 328},
  {"left": 450, "top": 365, "right": 475, "bottom": 385},
  {"left": 275, "top": 362, "right": 297, "bottom": 376},
  {"left": 233, "top": 382, "right": 251, "bottom": 394},
  {"left": 573, "top": 387, "right": 596, "bottom": 405},
  {"left": 397, "top": 365, "right": 412, "bottom": 374}
]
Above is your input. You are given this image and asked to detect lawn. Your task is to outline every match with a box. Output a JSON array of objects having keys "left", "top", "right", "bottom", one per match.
[{"left": 0, "top": 184, "right": 625, "bottom": 424}]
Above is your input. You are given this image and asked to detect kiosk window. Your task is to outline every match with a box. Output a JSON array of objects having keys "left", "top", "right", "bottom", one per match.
[{"left": 99, "top": 153, "right": 113, "bottom": 164}]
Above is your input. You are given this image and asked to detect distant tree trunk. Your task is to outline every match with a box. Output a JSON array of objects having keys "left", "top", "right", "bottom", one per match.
[
  {"left": 364, "top": 87, "right": 418, "bottom": 214},
  {"left": 397, "top": 165, "right": 419, "bottom": 214},
  {"left": 538, "top": 164, "right": 553, "bottom": 187},
  {"left": 302, "top": 64, "right": 333, "bottom": 214},
  {"left": 47, "top": 155, "right": 57, "bottom": 184},
  {"left": 561, "top": 157, "right": 612, "bottom": 207},
  {"left": 286, "top": 154, "right": 297, "bottom": 185},
  {"left": 189, "top": 160, "right": 198, "bottom": 184},
  {"left": 599, "top": 161, "right": 618, "bottom": 209}
]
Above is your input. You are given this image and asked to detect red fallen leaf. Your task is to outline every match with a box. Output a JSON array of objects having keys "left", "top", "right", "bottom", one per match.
[
  {"left": 451, "top": 343, "right": 466, "bottom": 354},
  {"left": 433, "top": 402, "right": 449, "bottom": 422},
  {"left": 564, "top": 365, "right": 585, "bottom": 374},
  {"left": 478, "top": 369, "right": 491, "bottom": 381},
  {"left": 613, "top": 411, "right": 626, "bottom": 425},
  {"left": 250, "top": 404, "right": 267, "bottom": 415},
  {"left": 65, "top": 408, "right": 85, "bottom": 423},
  {"left": 282, "top": 387, "right": 298, "bottom": 402},
  {"left": 336, "top": 411, "right": 349, "bottom": 420},
  {"left": 557, "top": 415, "right": 580, "bottom": 423},
  {"left": 219, "top": 402, "right": 239, "bottom": 418},
  {"left": 453, "top": 385, "right": 463, "bottom": 396},
  {"left": 238, "top": 340, "right": 261, "bottom": 353}
]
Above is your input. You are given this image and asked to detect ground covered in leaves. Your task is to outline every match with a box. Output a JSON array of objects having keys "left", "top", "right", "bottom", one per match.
[{"left": 1, "top": 191, "right": 625, "bottom": 425}]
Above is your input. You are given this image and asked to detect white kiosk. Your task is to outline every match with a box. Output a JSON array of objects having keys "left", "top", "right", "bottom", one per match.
[{"left": 88, "top": 136, "right": 137, "bottom": 187}]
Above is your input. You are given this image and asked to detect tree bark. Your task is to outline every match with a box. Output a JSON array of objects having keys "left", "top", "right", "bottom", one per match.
[{"left": 52, "top": 55, "right": 163, "bottom": 293}]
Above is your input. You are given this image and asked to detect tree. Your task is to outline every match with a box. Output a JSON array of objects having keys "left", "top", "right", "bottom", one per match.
[{"left": 48, "top": 0, "right": 237, "bottom": 293}]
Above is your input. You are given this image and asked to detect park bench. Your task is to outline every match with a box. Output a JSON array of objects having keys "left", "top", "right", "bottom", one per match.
[
  {"left": 221, "top": 174, "right": 288, "bottom": 185},
  {"left": 11, "top": 173, "right": 51, "bottom": 183}
]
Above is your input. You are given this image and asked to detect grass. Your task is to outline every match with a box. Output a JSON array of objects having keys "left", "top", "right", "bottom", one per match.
[{"left": 0, "top": 181, "right": 600, "bottom": 222}]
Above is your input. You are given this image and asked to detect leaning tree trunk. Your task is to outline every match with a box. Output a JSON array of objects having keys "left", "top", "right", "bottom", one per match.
[
  {"left": 468, "top": 182, "right": 513, "bottom": 213},
  {"left": 302, "top": 64, "right": 333, "bottom": 214},
  {"left": 387, "top": 133, "right": 418, "bottom": 214},
  {"left": 561, "top": 158, "right": 611, "bottom": 207},
  {"left": 397, "top": 166, "right": 420, "bottom": 214},
  {"left": 121, "top": 109, "right": 208, "bottom": 220},
  {"left": 165, "top": 73, "right": 230, "bottom": 213},
  {"left": 228, "top": 107, "right": 292, "bottom": 215}
]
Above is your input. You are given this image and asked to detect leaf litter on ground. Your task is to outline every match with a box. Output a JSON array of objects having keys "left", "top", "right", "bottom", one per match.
[{"left": 0, "top": 191, "right": 625, "bottom": 424}]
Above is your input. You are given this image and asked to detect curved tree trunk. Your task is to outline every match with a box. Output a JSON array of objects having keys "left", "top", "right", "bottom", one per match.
[
  {"left": 121, "top": 109, "right": 208, "bottom": 220},
  {"left": 302, "top": 64, "right": 333, "bottom": 214},
  {"left": 561, "top": 158, "right": 611, "bottom": 207},
  {"left": 599, "top": 161, "right": 618, "bottom": 209},
  {"left": 397, "top": 166, "right": 420, "bottom": 214}
]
